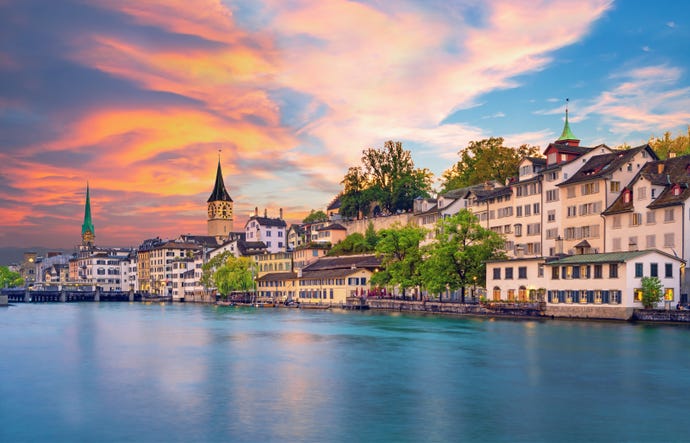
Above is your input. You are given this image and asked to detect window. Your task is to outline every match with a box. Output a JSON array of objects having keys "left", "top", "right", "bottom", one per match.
[
  {"left": 646, "top": 211, "right": 656, "bottom": 224},
  {"left": 524, "top": 205, "right": 531, "bottom": 216},
  {"left": 493, "top": 268, "right": 501, "bottom": 280},
  {"left": 514, "top": 224, "right": 522, "bottom": 237},
  {"left": 631, "top": 213, "right": 642, "bottom": 226},
  {"left": 581, "top": 182, "right": 599, "bottom": 195},
  {"left": 664, "top": 208, "right": 675, "bottom": 223},
  {"left": 609, "top": 264, "right": 619, "bottom": 278},
  {"left": 637, "top": 187, "right": 647, "bottom": 200},
  {"left": 567, "top": 187, "right": 576, "bottom": 198},
  {"left": 547, "top": 210, "right": 556, "bottom": 222},
  {"left": 635, "top": 263, "right": 643, "bottom": 278},
  {"left": 650, "top": 263, "right": 658, "bottom": 278},
  {"left": 518, "top": 267, "right": 527, "bottom": 279},
  {"left": 538, "top": 264, "right": 544, "bottom": 278},
  {"left": 646, "top": 235, "right": 656, "bottom": 248},
  {"left": 664, "top": 233, "right": 675, "bottom": 248},
  {"left": 610, "top": 181, "right": 620, "bottom": 192},
  {"left": 612, "top": 237, "right": 622, "bottom": 251},
  {"left": 551, "top": 267, "right": 559, "bottom": 279},
  {"left": 493, "top": 287, "right": 501, "bottom": 301},
  {"left": 665, "top": 263, "right": 673, "bottom": 278},
  {"left": 533, "top": 203, "right": 540, "bottom": 214},
  {"left": 516, "top": 206, "right": 523, "bottom": 217},
  {"left": 546, "top": 228, "right": 558, "bottom": 239},
  {"left": 266, "top": 230, "right": 272, "bottom": 237},
  {"left": 634, "top": 288, "right": 644, "bottom": 302},
  {"left": 505, "top": 267, "right": 514, "bottom": 279},
  {"left": 567, "top": 206, "right": 577, "bottom": 217},
  {"left": 546, "top": 189, "right": 559, "bottom": 202},
  {"left": 594, "top": 264, "right": 603, "bottom": 279},
  {"left": 665, "top": 288, "right": 674, "bottom": 301},
  {"left": 612, "top": 215, "right": 621, "bottom": 229}
]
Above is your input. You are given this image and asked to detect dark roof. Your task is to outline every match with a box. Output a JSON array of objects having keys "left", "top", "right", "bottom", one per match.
[
  {"left": 247, "top": 216, "right": 287, "bottom": 228},
  {"left": 257, "top": 267, "right": 369, "bottom": 282},
  {"left": 289, "top": 224, "right": 306, "bottom": 235},
  {"left": 602, "top": 187, "right": 633, "bottom": 215},
  {"left": 316, "top": 223, "right": 346, "bottom": 231},
  {"left": 642, "top": 154, "right": 690, "bottom": 209},
  {"left": 327, "top": 194, "right": 342, "bottom": 211},
  {"left": 558, "top": 145, "right": 655, "bottom": 187},
  {"left": 178, "top": 235, "right": 223, "bottom": 248},
  {"left": 257, "top": 272, "right": 297, "bottom": 282},
  {"left": 473, "top": 186, "right": 512, "bottom": 203},
  {"left": 303, "top": 254, "right": 381, "bottom": 271},
  {"left": 543, "top": 143, "right": 592, "bottom": 156},
  {"left": 237, "top": 240, "right": 267, "bottom": 256},
  {"left": 525, "top": 156, "right": 546, "bottom": 166},
  {"left": 207, "top": 160, "right": 233, "bottom": 203},
  {"left": 574, "top": 240, "right": 591, "bottom": 249}
]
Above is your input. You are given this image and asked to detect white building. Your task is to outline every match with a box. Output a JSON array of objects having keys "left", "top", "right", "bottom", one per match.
[{"left": 245, "top": 208, "right": 288, "bottom": 254}]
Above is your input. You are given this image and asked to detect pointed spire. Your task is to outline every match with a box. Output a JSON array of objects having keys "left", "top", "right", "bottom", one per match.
[
  {"left": 81, "top": 182, "right": 95, "bottom": 236},
  {"left": 207, "top": 151, "right": 233, "bottom": 203},
  {"left": 557, "top": 98, "right": 578, "bottom": 142}
]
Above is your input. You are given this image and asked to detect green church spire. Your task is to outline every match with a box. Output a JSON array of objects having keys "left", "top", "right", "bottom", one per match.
[
  {"left": 81, "top": 182, "right": 95, "bottom": 240},
  {"left": 557, "top": 98, "right": 578, "bottom": 142}
]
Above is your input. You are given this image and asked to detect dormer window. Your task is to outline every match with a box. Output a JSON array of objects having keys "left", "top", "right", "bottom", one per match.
[
  {"left": 673, "top": 184, "right": 682, "bottom": 196},
  {"left": 623, "top": 189, "right": 632, "bottom": 203}
]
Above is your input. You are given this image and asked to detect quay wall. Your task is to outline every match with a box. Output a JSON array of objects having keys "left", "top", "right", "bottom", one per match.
[
  {"left": 544, "top": 305, "right": 634, "bottom": 321},
  {"left": 0, "top": 295, "right": 7, "bottom": 306},
  {"left": 632, "top": 309, "right": 690, "bottom": 322},
  {"left": 367, "top": 300, "right": 544, "bottom": 318}
]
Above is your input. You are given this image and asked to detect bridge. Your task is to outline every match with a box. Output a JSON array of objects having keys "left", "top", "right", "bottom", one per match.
[{"left": 1, "top": 288, "right": 150, "bottom": 305}]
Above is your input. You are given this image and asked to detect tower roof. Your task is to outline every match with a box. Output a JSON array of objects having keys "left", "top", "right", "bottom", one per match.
[
  {"left": 81, "top": 182, "right": 95, "bottom": 236},
  {"left": 207, "top": 159, "right": 233, "bottom": 203},
  {"left": 557, "top": 106, "right": 579, "bottom": 142}
]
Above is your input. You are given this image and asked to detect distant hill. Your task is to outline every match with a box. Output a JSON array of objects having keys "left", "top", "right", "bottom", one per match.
[{"left": 0, "top": 247, "right": 70, "bottom": 266}]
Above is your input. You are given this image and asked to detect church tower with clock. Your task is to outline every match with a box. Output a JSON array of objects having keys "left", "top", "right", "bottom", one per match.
[{"left": 207, "top": 156, "right": 233, "bottom": 237}]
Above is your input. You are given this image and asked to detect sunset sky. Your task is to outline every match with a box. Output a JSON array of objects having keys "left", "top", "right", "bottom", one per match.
[{"left": 1, "top": 0, "right": 689, "bottom": 250}]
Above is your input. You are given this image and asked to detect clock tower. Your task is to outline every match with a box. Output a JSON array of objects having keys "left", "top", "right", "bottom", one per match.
[{"left": 207, "top": 156, "right": 233, "bottom": 237}]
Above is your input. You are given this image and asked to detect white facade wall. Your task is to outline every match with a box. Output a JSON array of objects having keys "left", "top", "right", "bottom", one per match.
[{"left": 485, "top": 258, "right": 547, "bottom": 301}]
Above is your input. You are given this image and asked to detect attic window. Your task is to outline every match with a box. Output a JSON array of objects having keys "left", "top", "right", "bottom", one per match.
[
  {"left": 624, "top": 190, "right": 632, "bottom": 203},
  {"left": 674, "top": 185, "right": 681, "bottom": 196}
]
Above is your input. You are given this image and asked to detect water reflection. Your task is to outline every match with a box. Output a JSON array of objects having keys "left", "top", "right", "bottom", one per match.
[{"left": 2, "top": 304, "right": 690, "bottom": 442}]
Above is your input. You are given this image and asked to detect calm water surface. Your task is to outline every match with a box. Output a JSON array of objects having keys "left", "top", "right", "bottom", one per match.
[{"left": 1, "top": 303, "right": 689, "bottom": 442}]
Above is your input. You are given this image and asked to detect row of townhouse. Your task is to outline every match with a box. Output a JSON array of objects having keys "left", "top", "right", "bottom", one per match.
[{"left": 475, "top": 122, "right": 690, "bottom": 318}]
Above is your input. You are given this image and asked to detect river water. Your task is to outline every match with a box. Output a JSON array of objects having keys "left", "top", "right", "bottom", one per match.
[{"left": 1, "top": 303, "right": 689, "bottom": 442}]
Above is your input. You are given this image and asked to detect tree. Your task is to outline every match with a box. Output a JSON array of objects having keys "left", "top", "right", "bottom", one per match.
[
  {"left": 303, "top": 209, "right": 328, "bottom": 223},
  {"left": 214, "top": 256, "right": 256, "bottom": 299},
  {"left": 327, "top": 233, "right": 372, "bottom": 256},
  {"left": 441, "top": 138, "right": 541, "bottom": 191},
  {"left": 0, "top": 266, "right": 23, "bottom": 288},
  {"left": 339, "top": 141, "right": 434, "bottom": 218},
  {"left": 200, "top": 251, "right": 232, "bottom": 289},
  {"left": 649, "top": 127, "right": 690, "bottom": 159},
  {"left": 640, "top": 276, "right": 663, "bottom": 309},
  {"left": 420, "top": 210, "right": 505, "bottom": 303},
  {"left": 364, "top": 221, "right": 379, "bottom": 250},
  {"left": 374, "top": 224, "right": 426, "bottom": 298}
]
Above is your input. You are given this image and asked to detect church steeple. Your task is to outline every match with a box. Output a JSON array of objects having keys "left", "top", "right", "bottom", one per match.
[
  {"left": 207, "top": 151, "right": 234, "bottom": 237},
  {"left": 556, "top": 99, "right": 580, "bottom": 146},
  {"left": 81, "top": 182, "right": 95, "bottom": 247}
]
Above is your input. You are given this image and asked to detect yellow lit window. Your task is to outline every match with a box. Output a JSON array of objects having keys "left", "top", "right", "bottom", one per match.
[
  {"left": 664, "top": 288, "right": 674, "bottom": 301},
  {"left": 634, "top": 288, "right": 644, "bottom": 302}
]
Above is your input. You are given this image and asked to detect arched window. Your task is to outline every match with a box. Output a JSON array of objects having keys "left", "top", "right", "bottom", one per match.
[{"left": 492, "top": 286, "right": 501, "bottom": 301}]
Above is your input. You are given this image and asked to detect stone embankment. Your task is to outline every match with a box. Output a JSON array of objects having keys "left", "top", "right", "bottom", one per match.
[
  {"left": 367, "top": 299, "right": 544, "bottom": 318},
  {"left": 632, "top": 309, "right": 690, "bottom": 323}
]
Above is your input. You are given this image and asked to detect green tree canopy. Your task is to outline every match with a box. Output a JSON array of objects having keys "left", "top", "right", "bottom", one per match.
[
  {"left": 372, "top": 223, "right": 426, "bottom": 297},
  {"left": 214, "top": 256, "right": 256, "bottom": 298},
  {"left": 339, "top": 141, "right": 434, "bottom": 218},
  {"left": 640, "top": 276, "right": 663, "bottom": 309},
  {"left": 441, "top": 138, "right": 541, "bottom": 192},
  {"left": 0, "top": 266, "right": 24, "bottom": 288},
  {"left": 420, "top": 210, "right": 505, "bottom": 302},
  {"left": 648, "top": 127, "right": 690, "bottom": 159},
  {"left": 327, "top": 232, "right": 372, "bottom": 256},
  {"left": 303, "top": 209, "right": 328, "bottom": 223}
]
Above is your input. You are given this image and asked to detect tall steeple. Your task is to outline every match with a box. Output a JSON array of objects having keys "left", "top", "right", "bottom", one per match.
[
  {"left": 556, "top": 98, "right": 580, "bottom": 146},
  {"left": 207, "top": 151, "right": 234, "bottom": 237},
  {"left": 81, "top": 182, "right": 95, "bottom": 247}
]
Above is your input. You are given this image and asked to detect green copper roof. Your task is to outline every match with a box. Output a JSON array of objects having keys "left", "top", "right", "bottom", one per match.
[
  {"left": 557, "top": 109, "right": 578, "bottom": 141},
  {"left": 207, "top": 159, "right": 233, "bottom": 203},
  {"left": 81, "top": 182, "right": 95, "bottom": 236}
]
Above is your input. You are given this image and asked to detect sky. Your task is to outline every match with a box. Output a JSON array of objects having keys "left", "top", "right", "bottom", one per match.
[{"left": 1, "top": 0, "right": 690, "bottom": 250}]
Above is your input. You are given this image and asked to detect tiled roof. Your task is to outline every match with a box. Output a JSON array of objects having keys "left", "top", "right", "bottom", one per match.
[
  {"left": 257, "top": 272, "right": 296, "bottom": 282},
  {"left": 602, "top": 187, "right": 633, "bottom": 215},
  {"left": 303, "top": 254, "right": 380, "bottom": 271},
  {"left": 543, "top": 143, "right": 592, "bottom": 156},
  {"left": 547, "top": 249, "right": 681, "bottom": 265},
  {"left": 237, "top": 240, "right": 267, "bottom": 256},
  {"left": 247, "top": 216, "right": 287, "bottom": 228},
  {"left": 316, "top": 223, "right": 347, "bottom": 231},
  {"left": 473, "top": 186, "right": 512, "bottom": 203},
  {"left": 558, "top": 145, "right": 653, "bottom": 187},
  {"left": 641, "top": 154, "right": 690, "bottom": 209},
  {"left": 525, "top": 156, "right": 546, "bottom": 166},
  {"left": 327, "top": 194, "right": 342, "bottom": 211}
]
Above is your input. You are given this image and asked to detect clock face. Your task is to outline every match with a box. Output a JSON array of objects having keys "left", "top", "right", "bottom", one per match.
[{"left": 208, "top": 205, "right": 216, "bottom": 218}]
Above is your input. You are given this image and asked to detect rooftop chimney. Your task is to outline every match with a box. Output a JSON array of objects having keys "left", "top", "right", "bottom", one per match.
[
  {"left": 279, "top": 208, "right": 283, "bottom": 219},
  {"left": 254, "top": 207, "right": 258, "bottom": 217},
  {"left": 657, "top": 163, "right": 664, "bottom": 174},
  {"left": 264, "top": 208, "right": 267, "bottom": 218}
]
